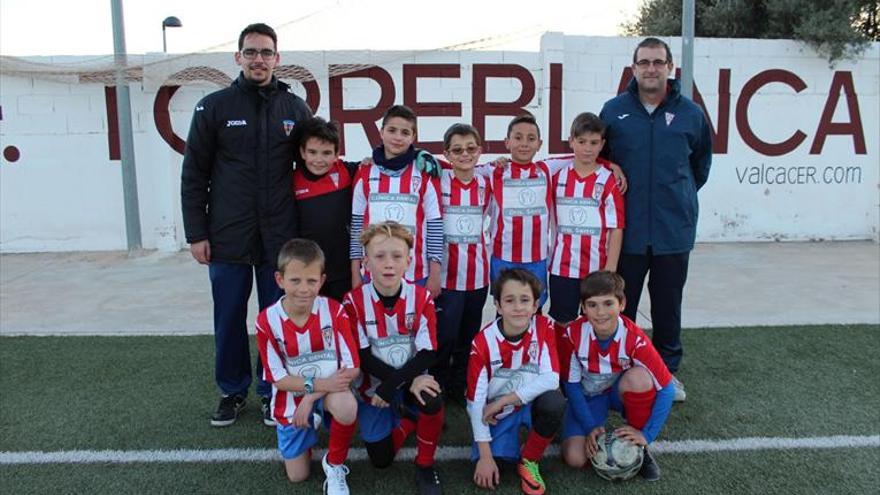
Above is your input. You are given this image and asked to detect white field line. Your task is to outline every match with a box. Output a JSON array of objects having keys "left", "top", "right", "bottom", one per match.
[{"left": 1, "top": 435, "right": 877, "bottom": 465}]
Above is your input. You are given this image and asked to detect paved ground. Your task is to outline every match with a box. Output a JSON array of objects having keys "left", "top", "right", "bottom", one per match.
[{"left": 1, "top": 241, "right": 878, "bottom": 336}]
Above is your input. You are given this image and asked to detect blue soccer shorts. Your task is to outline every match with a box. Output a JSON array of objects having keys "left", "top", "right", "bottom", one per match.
[
  {"left": 561, "top": 379, "right": 625, "bottom": 440},
  {"left": 469, "top": 404, "right": 533, "bottom": 463},
  {"left": 276, "top": 399, "right": 326, "bottom": 460},
  {"left": 357, "top": 391, "right": 420, "bottom": 443}
]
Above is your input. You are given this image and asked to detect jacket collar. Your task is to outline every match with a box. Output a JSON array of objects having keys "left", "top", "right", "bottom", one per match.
[
  {"left": 626, "top": 76, "right": 680, "bottom": 108},
  {"left": 234, "top": 72, "right": 290, "bottom": 97}
]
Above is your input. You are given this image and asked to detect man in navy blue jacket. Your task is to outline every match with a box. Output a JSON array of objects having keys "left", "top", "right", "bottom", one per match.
[
  {"left": 181, "top": 23, "right": 312, "bottom": 427},
  {"left": 599, "top": 37, "right": 712, "bottom": 402}
]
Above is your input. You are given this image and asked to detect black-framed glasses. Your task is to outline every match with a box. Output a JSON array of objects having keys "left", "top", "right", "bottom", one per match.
[
  {"left": 635, "top": 59, "right": 670, "bottom": 68},
  {"left": 241, "top": 48, "right": 276, "bottom": 60}
]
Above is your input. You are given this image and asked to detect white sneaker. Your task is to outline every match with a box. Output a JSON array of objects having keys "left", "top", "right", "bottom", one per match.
[
  {"left": 322, "top": 453, "right": 350, "bottom": 495},
  {"left": 671, "top": 376, "right": 687, "bottom": 402}
]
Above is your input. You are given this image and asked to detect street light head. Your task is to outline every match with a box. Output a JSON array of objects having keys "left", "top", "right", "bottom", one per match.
[{"left": 162, "top": 16, "right": 182, "bottom": 28}]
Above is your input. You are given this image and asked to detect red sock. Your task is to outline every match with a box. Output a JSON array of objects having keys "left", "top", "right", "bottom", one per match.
[
  {"left": 327, "top": 418, "right": 357, "bottom": 465},
  {"left": 392, "top": 417, "right": 417, "bottom": 452},
  {"left": 414, "top": 406, "right": 445, "bottom": 467},
  {"left": 554, "top": 323, "right": 572, "bottom": 381},
  {"left": 521, "top": 429, "right": 553, "bottom": 462},
  {"left": 622, "top": 389, "right": 656, "bottom": 430}
]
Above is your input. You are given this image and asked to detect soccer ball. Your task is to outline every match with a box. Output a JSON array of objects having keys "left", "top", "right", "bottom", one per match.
[{"left": 590, "top": 430, "right": 644, "bottom": 481}]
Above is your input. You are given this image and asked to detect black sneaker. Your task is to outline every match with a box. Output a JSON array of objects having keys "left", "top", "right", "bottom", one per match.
[
  {"left": 639, "top": 447, "right": 661, "bottom": 481},
  {"left": 261, "top": 397, "right": 276, "bottom": 427},
  {"left": 211, "top": 394, "right": 246, "bottom": 427},
  {"left": 416, "top": 464, "right": 442, "bottom": 495}
]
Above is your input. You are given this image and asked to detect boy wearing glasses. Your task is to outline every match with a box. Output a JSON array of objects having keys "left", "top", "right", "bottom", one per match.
[
  {"left": 182, "top": 22, "right": 313, "bottom": 429},
  {"left": 430, "top": 124, "right": 493, "bottom": 403}
]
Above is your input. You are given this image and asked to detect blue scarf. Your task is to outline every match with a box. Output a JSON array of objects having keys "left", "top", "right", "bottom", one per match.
[{"left": 372, "top": 145, "right": 416, "bottom": 173}]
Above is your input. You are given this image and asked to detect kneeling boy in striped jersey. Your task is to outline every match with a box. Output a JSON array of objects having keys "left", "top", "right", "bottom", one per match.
[
  {"left": 343, "top": 222, "right": 445, "bottom": 495},
  {"left": 467, "top": 268, "right": 566, "bottom": 495},
  {"left": 256, "top": 239, "right": 360, "bottom": 494},
  {"left": 560, "top": 270, "right": 674, "bottom": 481}
]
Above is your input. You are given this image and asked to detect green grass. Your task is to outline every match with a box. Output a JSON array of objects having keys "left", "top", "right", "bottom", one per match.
[
  {"left": 2, "top": 449, "right": 878, "bottom": 495},
  {"left": 1, "top": 325, "right": 879, "bottom": 494}
]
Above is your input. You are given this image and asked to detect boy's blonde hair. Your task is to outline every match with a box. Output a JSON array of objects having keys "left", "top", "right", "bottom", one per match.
[
  {"left": 277, "top": 238, "right": 325, "bottom": 273},
  {"left": 360, "top": 221, "right": 414, "bottom": 250}
]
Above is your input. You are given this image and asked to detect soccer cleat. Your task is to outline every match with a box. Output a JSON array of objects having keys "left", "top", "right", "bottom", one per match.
[
  {"left": 322, "top": 453, "right": 351, "bottom": 495},
  {"left": 415, "top": 464, "right": 442, "bottom": 495},
  {"left": 517, "top": 459, "right": 546, "bottom": 495},
  {"left": 211, "top": 394, "right": 246, "bottom": 427},
  {"left": 261, "top": 397, "right": 276, "bottom": 427},
  {"left": 639, "top": 447, "right": 661, "bottom": 481},
  {"left": 671, "top": 376, "right": 687, "bottom": 402}
]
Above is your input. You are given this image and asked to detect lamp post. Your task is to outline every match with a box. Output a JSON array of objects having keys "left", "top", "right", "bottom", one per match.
[{"left": 162, "top": 16, "right": 182, "bottom": 53}]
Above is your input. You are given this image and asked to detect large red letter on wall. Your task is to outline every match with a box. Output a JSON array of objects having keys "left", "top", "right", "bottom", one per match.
[
  {"left": 472, "top": 64, "right": 536, "bottom": 154},
  {"left": 152, "top": 66, "right": 232, "bottom": 156},
  {"left": 276, "top": 65, "right": 321, "bottom": 114},
  {"left": 810, "top": 71, "right": 866, "bottom": 155},
  {"left": 736, "top": 69, "right": 807, "bottom": 157},
  {"left": 329, "top": 66, "right": 395, "bottom": 155},
  {"left": 548, "top": 63, "right": 569, "bottom": 154},
  {"left": 403, "top": 64, "right": 461, "bottom": 154}
]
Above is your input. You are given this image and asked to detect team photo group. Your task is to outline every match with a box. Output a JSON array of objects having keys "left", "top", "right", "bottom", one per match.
[{"left": 180, "top": 22, "right": 712, "bottom": 495}]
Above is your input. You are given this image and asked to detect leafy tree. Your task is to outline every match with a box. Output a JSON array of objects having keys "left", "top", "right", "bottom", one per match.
[{"left": 623, "top": 0, "right": 879, "bottom": 63}]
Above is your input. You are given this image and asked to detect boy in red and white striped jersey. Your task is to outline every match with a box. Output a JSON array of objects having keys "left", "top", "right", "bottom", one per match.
[
  {"left": 547, "top": 113, "right": 625, "bottom": 380},
  {"left": 343, "top": 222, "right": 445, "bottom": 495},
  {"left": 430, "top": 123, "right": 493, "bottom": 403},
  {"left": 488, "top": 114, "right": 554, "bottom": 308},
  {"left": 255, "top": 239, "right": 360, "bottom": 494},
  {"left": 349, "top": 105, "right": 444, "bottom": 300},
  {"left": 467, "top": 269, "right": 566, "bottom": 495},
  {"left": 560, "top": 271, "right": 674, "bottom": 482}
]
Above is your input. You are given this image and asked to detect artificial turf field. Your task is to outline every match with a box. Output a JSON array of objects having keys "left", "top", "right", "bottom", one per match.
[{"left": 1, "top": 324, "right": 878, "bottom": 494}]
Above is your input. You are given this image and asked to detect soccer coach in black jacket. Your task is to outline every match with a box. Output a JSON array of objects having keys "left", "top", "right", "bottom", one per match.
[{"left": 181, "top": 23, "right": 312, "bottom": 428}]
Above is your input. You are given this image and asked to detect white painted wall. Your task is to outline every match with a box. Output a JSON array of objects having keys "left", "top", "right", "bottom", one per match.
[{"left": 0, "top": 35, "right": 877, "bottom": 252}]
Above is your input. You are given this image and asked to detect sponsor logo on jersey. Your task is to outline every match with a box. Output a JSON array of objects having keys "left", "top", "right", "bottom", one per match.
[
  {"left": 617, "top": 114, "right": 630, "bottom": 120},
  {"left": 405, "top": 312, "right": 415, "bottom": 331},
  {"left": 528, "top": 340, "right": 539, "bottom": 362},
  {"left": 226, "top": 119, "right": 247, "bottom": 127},
  {"left": 618, "top": 356, "right": 632, "bottom": 369}
]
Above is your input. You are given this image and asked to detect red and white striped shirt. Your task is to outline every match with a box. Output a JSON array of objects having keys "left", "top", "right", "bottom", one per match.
[
  {"left": 549, "top": 158, "right": 625, "bottom": 278},
  {"left": 342, "top": 281, "right": 438, "bottom": 400},
  {"left": 351, "top": 164, "right": 441, "bottom": 281},
  {"left": 488, "top": 161, "right": 554, "bottom": 263},
  {"left": 256, "top": 296, "right": 359, "bottom": 426},
  {"left": 564, "top": 315, "right": 671, "bottom": 396},
  {"left": 440, "top": 169, "right": 491, "bottom": 290},
  {"left": 466, "top": 315, "right": 559, "bottom": 442}
]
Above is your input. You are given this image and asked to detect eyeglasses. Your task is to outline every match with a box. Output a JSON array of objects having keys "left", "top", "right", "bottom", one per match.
[
  {"left": 241, "top": 48, "right": 276, "bottom": 60},
  {"left": 447, "top": 145, "right": 480, "bottom": 156},
  {"left": 635, "top": 59, "right": 670, "bottom": 68}
]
